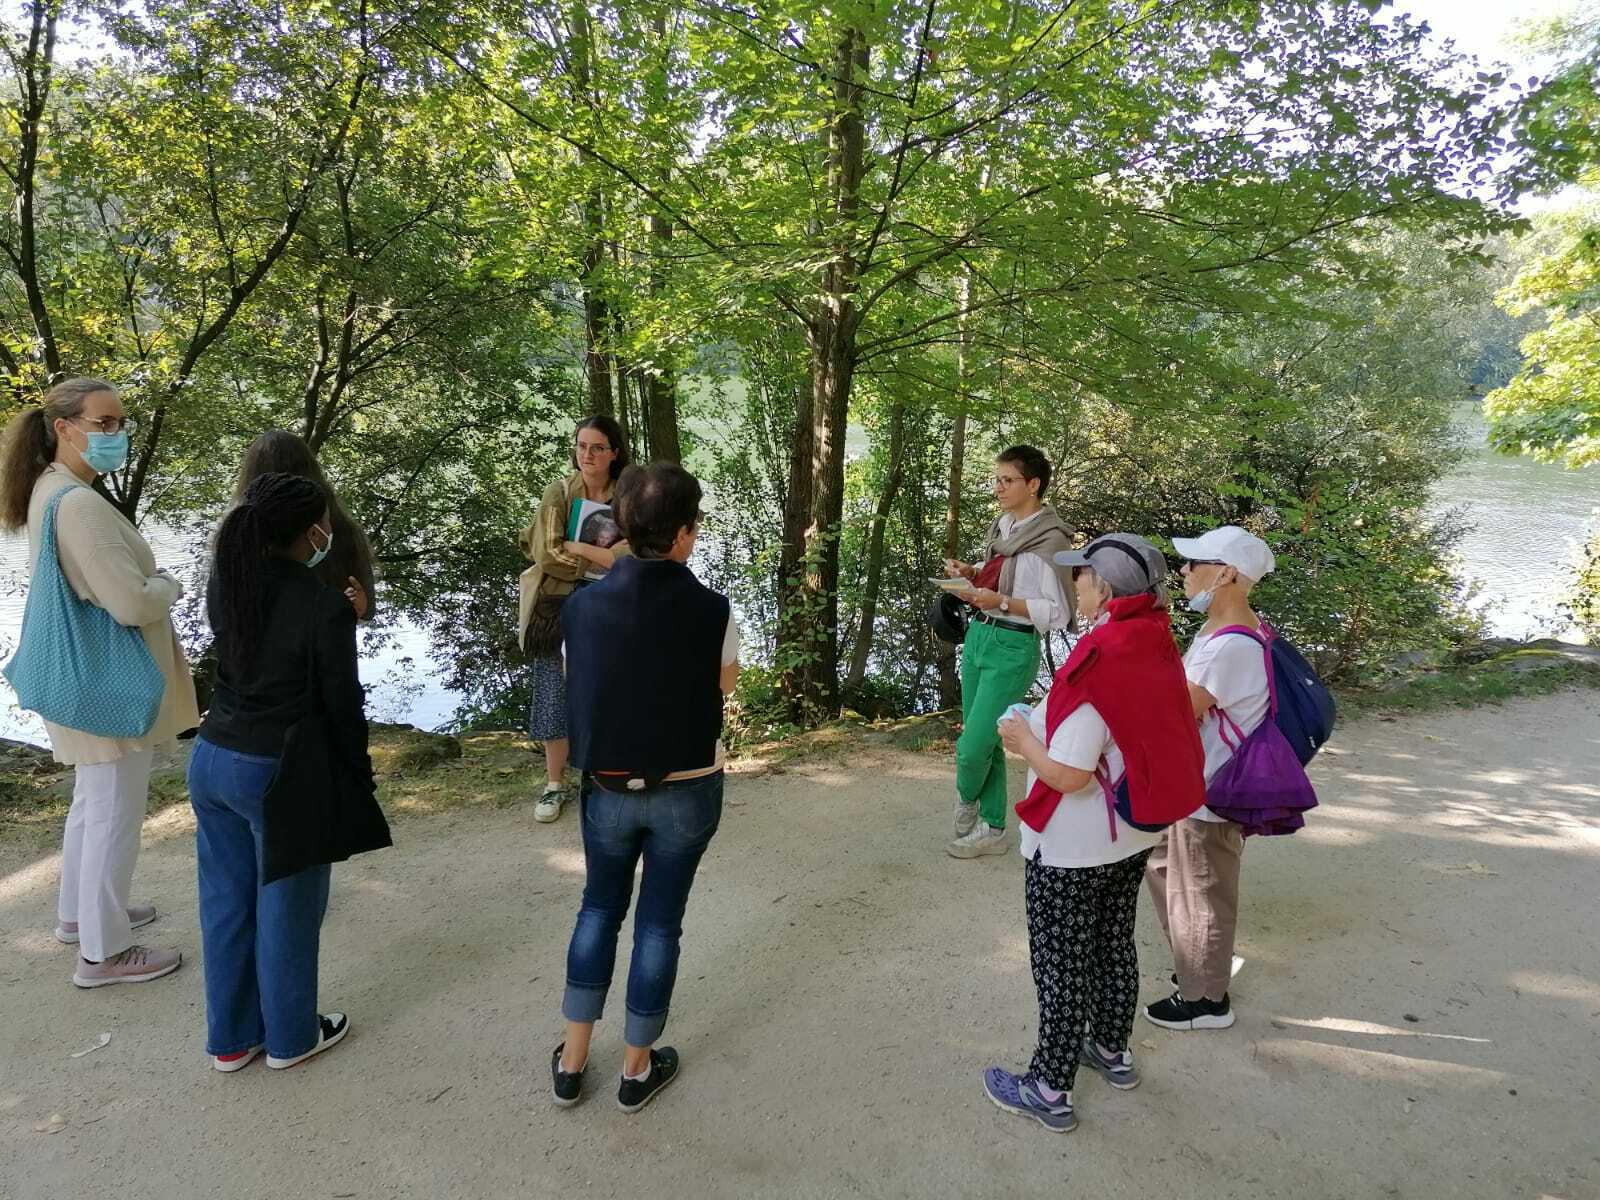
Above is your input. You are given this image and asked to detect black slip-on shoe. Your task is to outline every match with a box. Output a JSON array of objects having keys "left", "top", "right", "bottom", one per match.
[
  {"left": 617, "top": 1047, "right": 680, "bottom": 1113},
  {"left": 552, "top": 1042, "right": 586, "bottom": 1107}
]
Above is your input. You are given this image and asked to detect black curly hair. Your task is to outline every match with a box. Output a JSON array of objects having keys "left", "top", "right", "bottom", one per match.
[{"left": 211, "top": 472, "right": 327, "bottom": 673}]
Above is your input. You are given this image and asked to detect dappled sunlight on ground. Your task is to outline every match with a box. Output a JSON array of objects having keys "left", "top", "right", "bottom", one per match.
[
  {"left": 1256, "top": 1038, "right": 1509, "bottom": 1086},
  {"left": 1269, "top": 1015, "right": 1491, "bottom": 1044},
  {"left": 0, "top": 852, "right": 60, "bottom": 904},
  {"left": 1504, "top": 969, "right": 1600, "bottom": 1009},
  {"left": 540, "top": 846, "right": 586, "bottom": 876},
  {"left": 2, "top": 696, "right": 1598, "bottom": 1198}
]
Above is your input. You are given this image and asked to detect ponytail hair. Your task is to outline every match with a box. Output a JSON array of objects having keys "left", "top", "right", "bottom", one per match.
[
  {"left": 212, "top": 472, "right": 327, "bottom": 674},
  {"left": 0, "top": 377, "right": 119, "bottom": 531}
]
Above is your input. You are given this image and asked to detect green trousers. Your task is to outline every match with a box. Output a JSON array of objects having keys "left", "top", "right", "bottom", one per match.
[{"left": 956, "top": 617, "right": 1040, "bottom": 830}]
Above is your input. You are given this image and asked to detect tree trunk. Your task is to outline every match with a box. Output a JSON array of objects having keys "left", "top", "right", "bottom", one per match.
[
  {"left": 569, "top": 1, "right": 612, "bottom": 418},
  {"left": 579, "top": 200, "right": 612, "bottom": 417},
  {"left": 644, "top": 210, "right": 681, "bottom": 462},
  {"left": 640, "top": 10, "right": 681, "bottom": 464},
  {"left": 778, "top": 26, "right": 868, "bottom": 722},
  {"left": 844, "top": 399, "right": 906, "bottom": 693},
  {"left": 936, "top": 267, "right": 976, "bottom": 708},
  {"left": 776, "top": 365, "right": 814, "bottom": 635},
  {"left": 9, "top": 3, "right": 63, "bottom": 380}
]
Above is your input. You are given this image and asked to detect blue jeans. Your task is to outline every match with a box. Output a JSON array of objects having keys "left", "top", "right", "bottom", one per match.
[
  {"left": 562, "top": 772, "right": 723, "bottom": 1047},
  {"left": 188, "top": 737, "right": 331, "bottom": 1059}
]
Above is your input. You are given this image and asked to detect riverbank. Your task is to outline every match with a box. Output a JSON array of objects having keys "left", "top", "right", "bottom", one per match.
[
  {"left": 4, "top": 638, "right": 1600, "bottom": 840},
  {"left": 3, "top": 679, "right": 1599, "bottom": 1198}
]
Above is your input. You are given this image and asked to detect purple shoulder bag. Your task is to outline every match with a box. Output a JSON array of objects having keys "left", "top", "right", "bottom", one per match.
[{"left": 1203, "top": 626, "right": 1318, "bottom": 837}]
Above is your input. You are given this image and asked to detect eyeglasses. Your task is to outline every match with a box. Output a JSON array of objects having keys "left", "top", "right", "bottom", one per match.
[
  {"left": 1183, "top": 559, "right": 1224, "bottom": 571},
  {"left": 73, "top": 415, "right": 137, "bottom": 436},
  {"left": 575, "top": 441, "right": 613, "bottom": 457}
]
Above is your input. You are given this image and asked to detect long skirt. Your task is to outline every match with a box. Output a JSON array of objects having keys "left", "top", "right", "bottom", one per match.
[{"left": 527, "top": 652, "right": 567, "bottom": 742}]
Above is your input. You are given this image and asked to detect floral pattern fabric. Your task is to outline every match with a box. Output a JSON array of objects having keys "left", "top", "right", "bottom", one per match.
[{"left": 1024, "top": 848, "right": 1153, "bottom": 1092}]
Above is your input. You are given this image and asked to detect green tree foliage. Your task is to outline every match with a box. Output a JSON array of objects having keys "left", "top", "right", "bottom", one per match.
[
  {"left": 1485, "top": 4, "right": 1600, "bottom": 466},
  {"left": 0, "top": 0, "right": 1537, "bottom": 732}
]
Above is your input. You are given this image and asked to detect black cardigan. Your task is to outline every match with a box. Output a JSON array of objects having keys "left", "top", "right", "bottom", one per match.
[{"left": 200, "top": 556, "right": 370, "bottom": 776}]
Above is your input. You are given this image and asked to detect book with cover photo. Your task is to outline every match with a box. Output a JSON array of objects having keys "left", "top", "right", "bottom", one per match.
[{"left": 567, "top": 498, "right": 623, "bottom": 581}]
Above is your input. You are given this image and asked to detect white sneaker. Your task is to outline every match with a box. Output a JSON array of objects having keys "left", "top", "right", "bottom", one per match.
[
  {"left": 953, "top": 797, "right": 979, "bottom": 839},
  {"left": 534, "top": 786, "right": 565, "bottom": 823},
  {"left": 267, "top": 1013, "right": 349, "bottom": 1069},
  {"left": 947, "top": 823, "right": 1008, "bottom": 858}
]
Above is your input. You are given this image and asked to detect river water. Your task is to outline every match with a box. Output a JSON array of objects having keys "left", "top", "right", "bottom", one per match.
[
  {"left": 2, "top": 412, "right": 1595, "bottom": 746},
  {"left": 1433, "top": 406, "right": 1599, "bottom": 639}
]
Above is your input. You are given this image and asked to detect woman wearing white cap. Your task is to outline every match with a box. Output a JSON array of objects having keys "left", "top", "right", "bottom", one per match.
[{"left": 1143, "top": 524, "right": 1276, "bottom": 1031}]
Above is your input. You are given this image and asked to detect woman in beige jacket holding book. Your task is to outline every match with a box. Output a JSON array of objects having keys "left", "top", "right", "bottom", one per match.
[
  {"left": 517, "top": 416, "right": 630, "bottom": 823},
  {"left": 1, "top": 378, "right": 197, "bottom": 987}
]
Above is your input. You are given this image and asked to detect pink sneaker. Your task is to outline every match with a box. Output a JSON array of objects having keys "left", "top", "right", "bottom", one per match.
[
  {"left": 55, "top": 905, "right": 157, "bottom": 944},
  {"left": 213, "top": 1045, "right": 264, "bottom": 1073},
  {"left": 72, "top": 944, "right": 182, "bottom": 988}
]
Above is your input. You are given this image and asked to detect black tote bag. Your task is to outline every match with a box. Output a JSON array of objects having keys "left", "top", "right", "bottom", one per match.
[{"left": 262, "top": 607, "right": 392, "bottom": 884}]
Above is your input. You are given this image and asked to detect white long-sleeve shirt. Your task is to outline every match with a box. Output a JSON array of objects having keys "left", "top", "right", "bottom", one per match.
[{"left": 994, "top": 510, "right": 1073, "bottom": 633}]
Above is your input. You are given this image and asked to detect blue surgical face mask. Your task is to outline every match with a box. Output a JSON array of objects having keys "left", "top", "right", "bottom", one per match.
[
  {"left": 80, "top": 430, "right": 129, "bottom": 475},
  {"left": 1186, "top": 588, "right": 1215, "bottom": 615},
  {"left": 306, "top": 524, "right": 333, "bottom": 570}
]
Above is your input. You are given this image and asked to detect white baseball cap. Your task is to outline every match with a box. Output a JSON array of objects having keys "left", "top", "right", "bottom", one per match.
[{"left": 1170, "top": 526, "right": 1275, "bottom": 582}]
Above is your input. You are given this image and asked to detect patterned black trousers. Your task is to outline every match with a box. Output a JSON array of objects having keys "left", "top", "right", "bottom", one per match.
[{"left": 1024, "top": 849, "right": 1154, "bottom": 1092}]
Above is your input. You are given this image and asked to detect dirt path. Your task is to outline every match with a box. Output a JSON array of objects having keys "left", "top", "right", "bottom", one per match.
[{"left": 3, "top": 692, "right": 1598, "bottom": 1200}]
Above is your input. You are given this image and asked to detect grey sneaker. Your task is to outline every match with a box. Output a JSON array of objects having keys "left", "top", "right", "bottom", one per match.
[
  {"left": 947, "top": 823, "right": 1007, "bottom": 858},
  {"left": 1078, "top": 1038, "right": 1141, "bottom": 1090},
  {"left": 982, "top": 1067, "right": 1076, "bottom": 1133},
  {"left": 953, "top": 797, "right": 979, "bottom": 838},
  {"left": 56, "top": 905, "right": 157, "bottom": 944},
  {"left": 72, "top": 944, "right": 182, "bottom": 988},
  {"left": 534, "top": 787, "right": 565, "bottom": 823}
]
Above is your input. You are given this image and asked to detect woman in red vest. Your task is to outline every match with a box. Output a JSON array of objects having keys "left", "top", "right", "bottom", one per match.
[{"left": 982, "top": 533, "right": 1205, "bottom": 1134}]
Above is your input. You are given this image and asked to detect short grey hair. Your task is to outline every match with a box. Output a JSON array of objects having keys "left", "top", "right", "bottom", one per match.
[{"left": 1079, "top": 564, "right": 1170, "bottom": 610}]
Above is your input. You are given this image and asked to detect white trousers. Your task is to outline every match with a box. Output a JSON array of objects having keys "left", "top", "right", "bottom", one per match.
[{"left": 57, "top": 749, "right": 154, "bottom": 962}]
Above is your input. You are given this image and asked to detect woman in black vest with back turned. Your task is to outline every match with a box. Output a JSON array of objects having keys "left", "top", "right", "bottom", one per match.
[
  {"left": 550, "top": 462, "right": 740, "bottom": 1113},
  {"left": 189, "top": 472, "right": 383, "bottom": 1073}
]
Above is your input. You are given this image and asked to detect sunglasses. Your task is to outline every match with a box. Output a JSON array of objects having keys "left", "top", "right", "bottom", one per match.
[{"left": 1183, "top": 558, "right": 1225, "bottom": 570}]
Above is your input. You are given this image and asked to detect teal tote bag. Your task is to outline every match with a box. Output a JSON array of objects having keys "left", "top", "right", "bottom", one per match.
[{"left": 2, "top": 485, "right": 165, "bottom": 738}]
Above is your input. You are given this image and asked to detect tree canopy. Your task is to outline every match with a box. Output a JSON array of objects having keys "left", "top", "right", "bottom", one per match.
[{"left": 0, "top": 0, "right": 1553, "bottom": 730}]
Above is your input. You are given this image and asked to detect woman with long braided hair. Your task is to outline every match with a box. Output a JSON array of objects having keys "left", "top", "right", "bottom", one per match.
[{"left": 188, "top": 471, "right": 375, "bottom": 1072}]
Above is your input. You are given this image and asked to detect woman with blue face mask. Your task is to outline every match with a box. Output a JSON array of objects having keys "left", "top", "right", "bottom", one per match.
[
  {"left": 188, "top": 471, "right": 377, "bottom": 1072},
  {"left": 0, "top": 377, "right": 196, "bottom": 988}
]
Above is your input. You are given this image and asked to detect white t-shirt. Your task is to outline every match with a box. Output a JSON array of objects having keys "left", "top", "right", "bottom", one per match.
[
  {"left": 1185, "top": 625, "right": 1271, "bottom": 821},
  {"left": 1017, "top": 700, "right": 1166, "bottom": 868}
]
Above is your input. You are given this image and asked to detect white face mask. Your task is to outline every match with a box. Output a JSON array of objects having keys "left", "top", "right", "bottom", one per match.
[{"left": 1186, "top": 563, "right": 1233, "bottom": 614}]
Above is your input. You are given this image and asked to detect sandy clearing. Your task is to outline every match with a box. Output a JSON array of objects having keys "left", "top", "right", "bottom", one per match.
[{"left": 2, "top": 691, "right": 1598, "bottom": 1200}]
